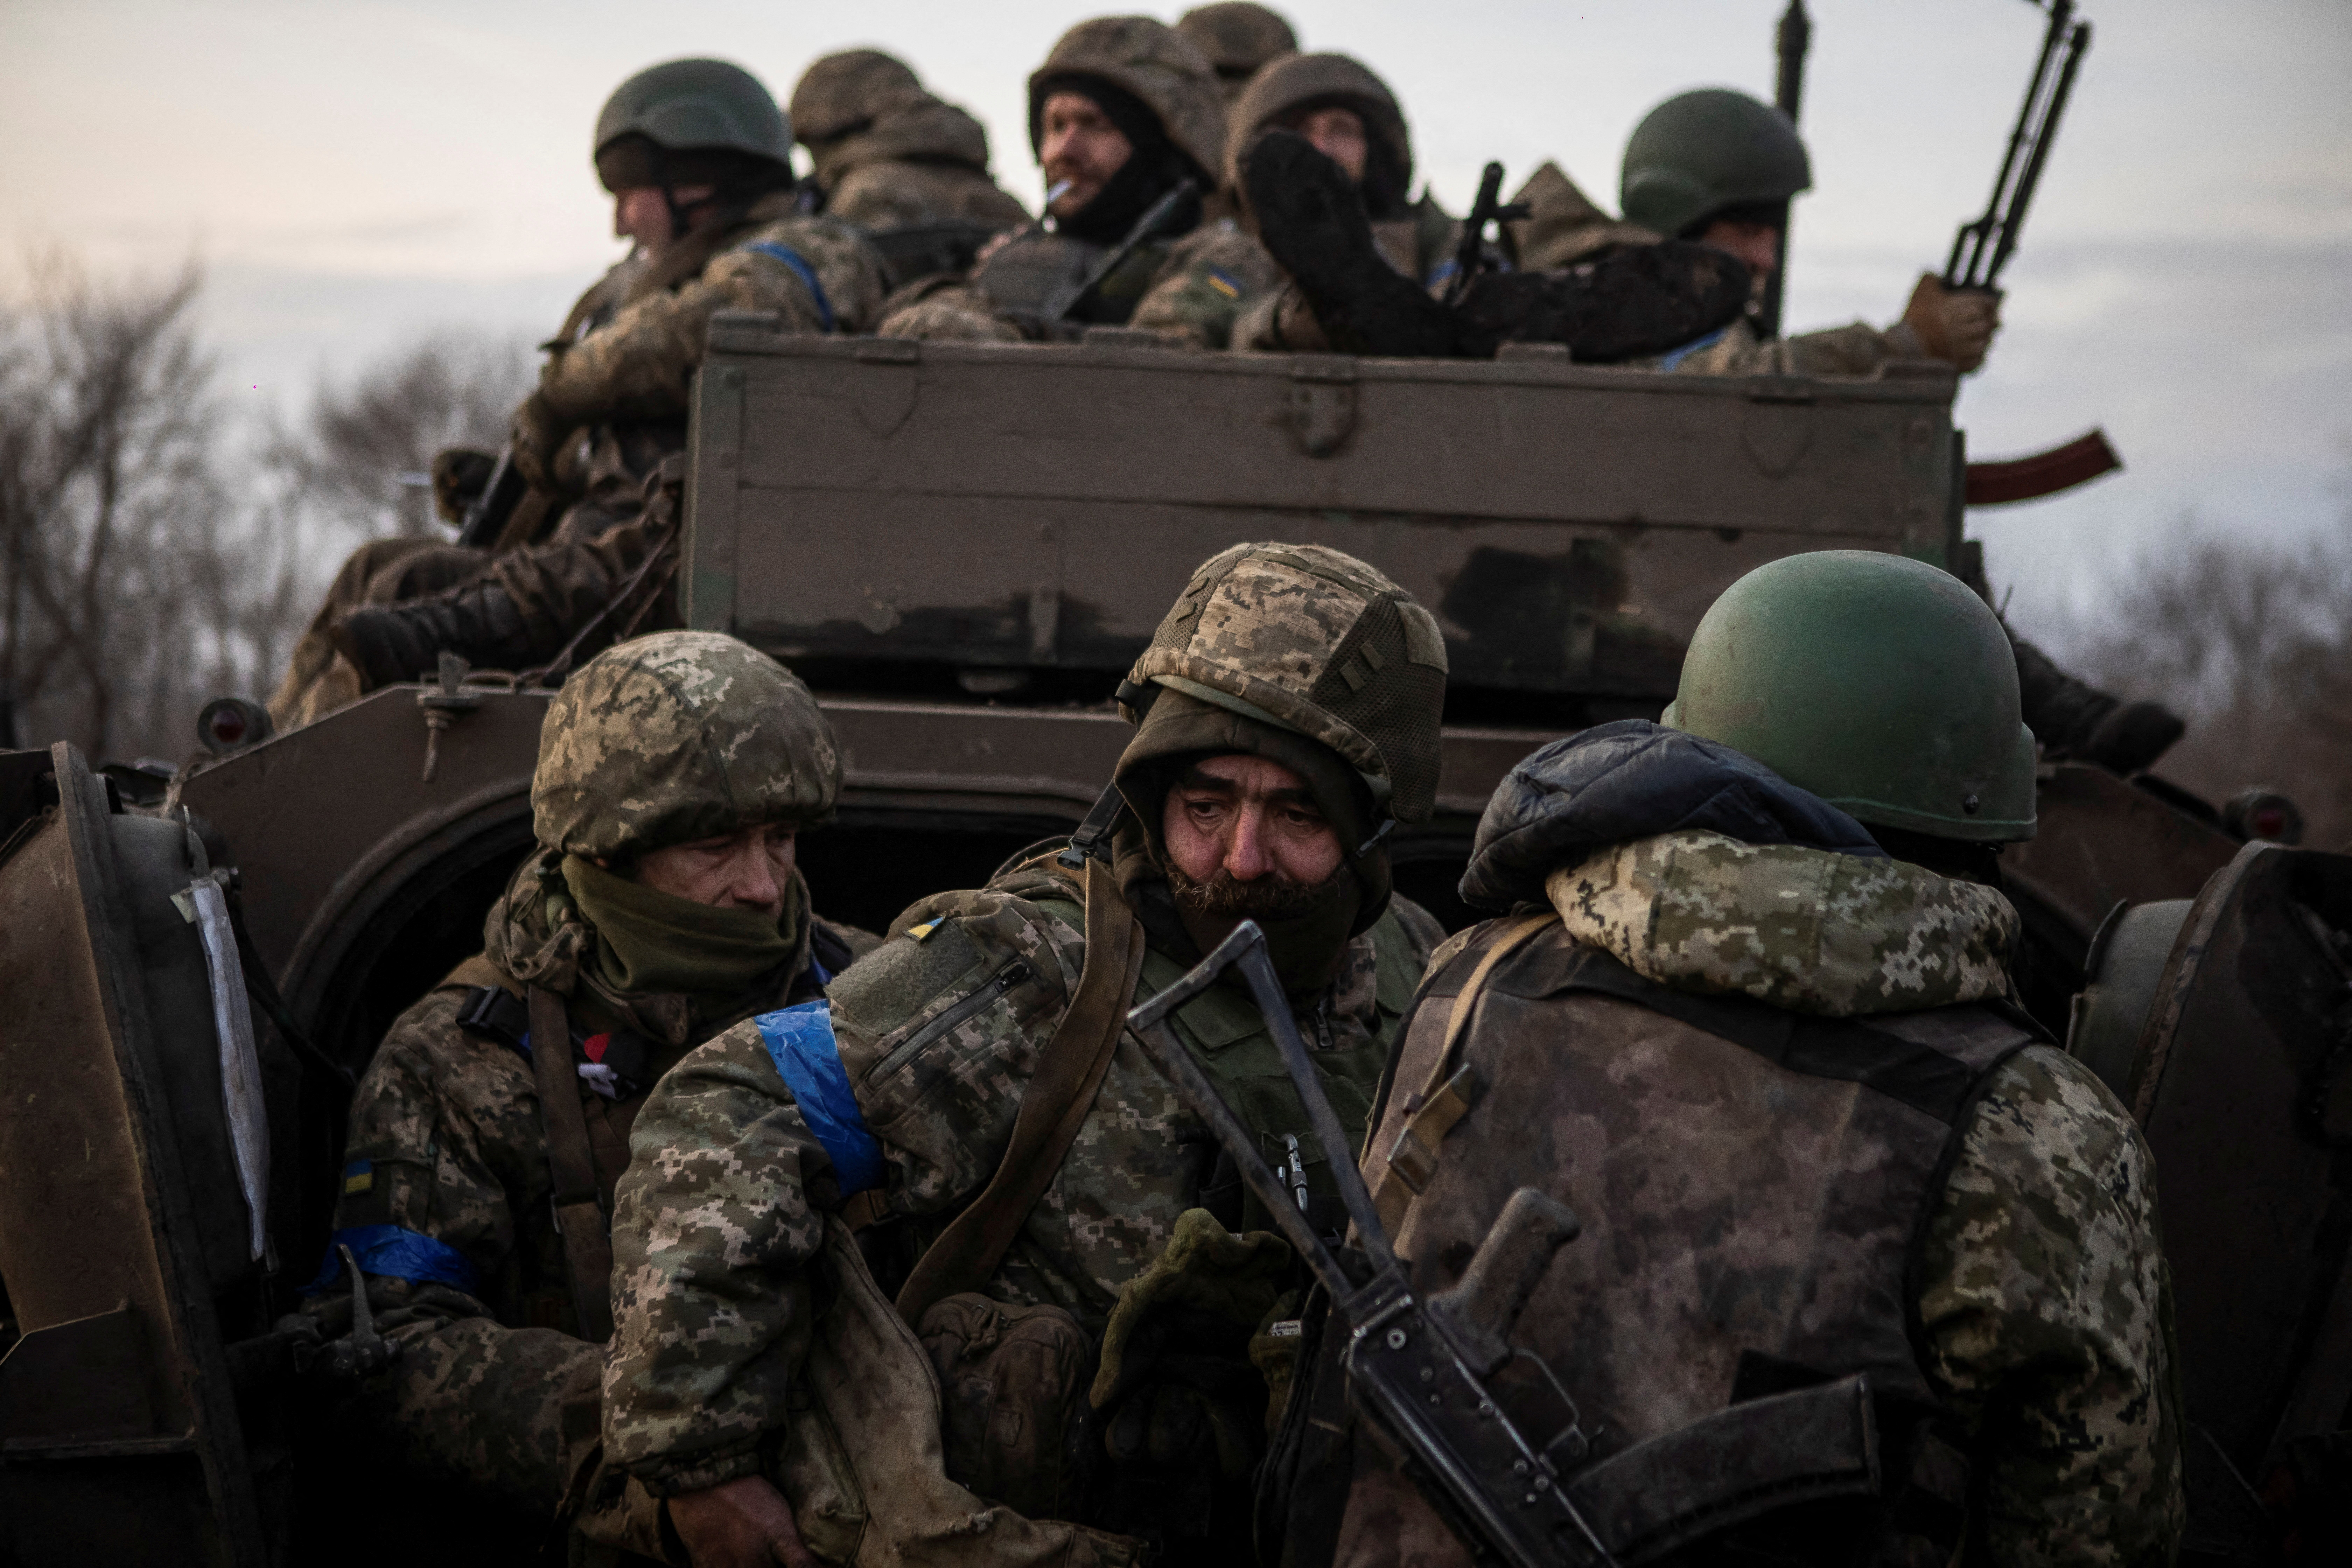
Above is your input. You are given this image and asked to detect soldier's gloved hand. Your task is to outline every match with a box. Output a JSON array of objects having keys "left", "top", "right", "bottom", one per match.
[
  {"left": 1902, "top": 273, "right": 2002, "bottom": 373},
  {"left": 665, "top": 1476, "right": 819, "bottom": 1568},
  {"left": 508, "top": 390, "right": 570, "bottom": 492}
]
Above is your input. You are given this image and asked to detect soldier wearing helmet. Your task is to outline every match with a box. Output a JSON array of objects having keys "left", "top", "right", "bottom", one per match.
[
  {"left": 790, "top": 49, "right": 1031, "bottom": 237},
  {"left": 1276, "top": 553, "right": 2182, "bottom": 1565},
  {"left": 1175, "top": 2, "right": 1301, "bottom": 107},
  {"left": 878, "top": 16, "right": 1282, "bottom": 347},
  {"left": 300, "top": 632, "right": 876, "bottom": 1553},
  {"left": 1620, "top": 88, "right": 2002, "bottom": 377},
  {"left": 271, "top": 59, "right": 889, "bottom": 730},
  {"left": 1228, "top": 66, "right": 1750, "bottom": 361},
  {"left": 602, "top": 545, "right": 1449, "bottom": 1561}
]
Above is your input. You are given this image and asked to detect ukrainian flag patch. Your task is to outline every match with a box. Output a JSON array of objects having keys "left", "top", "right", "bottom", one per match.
[
  {"left": 1207, "top": 269, "right": 1241, "bottom": 300},
  {"left": 342, "top": 1159, "right": 374, "bottom": 1195}
]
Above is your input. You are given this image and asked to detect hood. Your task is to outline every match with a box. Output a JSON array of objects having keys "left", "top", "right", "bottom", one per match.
[
  {"left": 1548, "top": 830, "right": 2019, "bottom": 1017},
  {"left": 807, "top": 97, "right": 994, "bottom": 188},
  {"left": 1461, "top": 720, "right": 1883, "bottom": 912}
]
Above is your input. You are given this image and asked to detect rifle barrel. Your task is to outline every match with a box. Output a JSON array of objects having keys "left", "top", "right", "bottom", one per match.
[{"left": 1985, "top": 20, "right": 2090, "bottom": 287}]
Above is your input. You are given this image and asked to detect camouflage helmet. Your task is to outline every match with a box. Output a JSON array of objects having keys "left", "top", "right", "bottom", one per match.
[
  {"left": 532, "top": 631, "right": 841, "bottom": 862},
  {"left": 593, "top": 58, "right": 793, "bottom": 193},
  {"left": 1029, "top": 16, "right": 1227, "bottom": 186},
  {"left": 1225, "top": 52, "right": 1412, "bottom": 212},
  {"left": 1176, "top": 3, "right": 1301, "bottom": 82},
  {"left": 1662, "top": 552, "right": 2036, "bottom": 843},
  {"left": 1124, "top": 542, "right": 1448, "bottom": 826},
  {"left": 1620, "top": 88, "right": 1812, "bottom": 239},
  {"left": 789, "top": 49, "right": 927, "bottom": 146}
]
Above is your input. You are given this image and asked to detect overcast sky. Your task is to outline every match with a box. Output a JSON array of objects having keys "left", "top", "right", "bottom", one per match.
[{"left": 4, "top": 0, "right": 2347, "bottom": 637}]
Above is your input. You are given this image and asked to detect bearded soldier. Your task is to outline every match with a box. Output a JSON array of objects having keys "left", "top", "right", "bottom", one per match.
[
  {"left": 300, "top": 632, "right": 875, "bottom": 1556},
  {"left": 273, "top": 60, "right": 888, "bottom": 729},
  {"left": 1280, "top": 552, "right": 2182, "bottom": 1566},
  {"left": 790, "top": 49, "right": 1030, "bottom": 237},
  {"left": 1175, "top": 2, "right": 1301, "bottom": 107},
  {"left": 601, "top": 544, "right": 1447, "bottom": 1563},
  {"left": 879, "top": 16, "right": 1282, "bottom": 347}
]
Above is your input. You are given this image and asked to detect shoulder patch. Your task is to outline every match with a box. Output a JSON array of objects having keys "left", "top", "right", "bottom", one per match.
[{"left": 828, "top": 917, "right": 989, "bottom": 1044}]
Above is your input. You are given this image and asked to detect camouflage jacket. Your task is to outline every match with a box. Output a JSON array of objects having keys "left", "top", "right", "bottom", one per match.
[
  {"left": 319, "top": 848, "right": 874, "bottom": 1336},
  {"left": 1342, "top": 830, "right": 2183, "bottom": 1567},
  {"left": 602, "top": 859, "right": 1442, "bottom": 1494},
  {"left": 1640, "top": 311, "right": 1932, "bottom": 378},
  {"left": 541, "top": 195, "right": 890, "bottom": 495},
  {"left": 877, "top": 218, "right": 1282, "bottom": 349}
]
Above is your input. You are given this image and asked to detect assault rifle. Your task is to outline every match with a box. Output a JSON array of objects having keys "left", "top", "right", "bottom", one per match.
[
  {"left": 456, "top": 446, "right": 527, "bottom": 548},
  {"left": 1945, "top": 0, "right": 2092, "bottom": 291},
  {"left": 1130, "top": 922, "right": 1884, "bottom": 1568},
  {"left": 1758, "top": 0, "right": 1812, "bottom": 339},
  {"left": 1040, "top": 177, "right": 1203, "bottom": 326},
  {"left": 1440, "top": 163, "right": 1531, "bottom": 309}
]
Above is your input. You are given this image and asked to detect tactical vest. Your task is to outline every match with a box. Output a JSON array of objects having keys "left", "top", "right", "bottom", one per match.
[
  {"left": 969, "top": 229, "right": 1172, "bottom": 326},
  {"left": 1325, "top": 918, "right": 2042, "bottom": 1567}
]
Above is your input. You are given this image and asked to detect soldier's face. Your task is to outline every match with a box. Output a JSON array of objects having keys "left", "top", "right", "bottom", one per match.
[
  {"left": 1292, "top": 106, "right": 1369, "bottom": 186},
  {"left": 1040, "top": 91, "right": 1133, "bottom": 217},
  {"left": 630, "top": 822, "right": 798, "bottom": 916},
  {"left": 612, "top": 184, "right": 716, "bottom": 259},
  {"left": 1163, "top": 754, "right": 1344, "bottom": 890},
  {"left": 1699, "top": 217, "right": 1782, "bottom": 284}
]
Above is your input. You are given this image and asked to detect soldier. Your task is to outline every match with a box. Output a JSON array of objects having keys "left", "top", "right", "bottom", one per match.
[
  {"left": 301, "top": 632, "right": 876, "bottom": 1556},
  {"left": 600, "top": 544, "right": 1449, "bottom": 1561},
  {"left": 1285, "top": 551, "right": 2182, "bottom": 1565},
  {"left": 878, "top": 16, "right": 1281, "bottom": 348},
  {"left": 1621, "top": 88, "right": 2001, "bottom": 377},
  {"left": 274, "top": 59, "right": 888, "bottom": 729},
  {"left": 1174, "top": 2, "right": 1301, "bottom": 107},
  {"left": 789, "top": 49, "right": 1030, "bottom": 234}
]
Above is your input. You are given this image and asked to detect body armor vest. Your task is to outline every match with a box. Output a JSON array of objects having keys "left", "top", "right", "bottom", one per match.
[
  {"left": 1329, "top": 919, "right": 2041, "bottom": 1567},
  {"left": 969, "top": 229, "right": 1172, "bottom": 326}
]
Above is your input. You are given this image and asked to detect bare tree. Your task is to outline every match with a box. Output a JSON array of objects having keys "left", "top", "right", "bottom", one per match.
[
  {"left": 0, "top": 258, "right": 244, "bottom": 760},
  {"left": 267, "top": 334, "right": 530, "bottom": 538},
  {"left": 2059, "top": 519, "right": 2352, "bottom": 846}
]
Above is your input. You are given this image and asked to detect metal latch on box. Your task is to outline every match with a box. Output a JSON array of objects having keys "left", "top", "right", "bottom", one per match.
[{"left": 1288, "top": 357, "right": 1358, "bottom": 458}]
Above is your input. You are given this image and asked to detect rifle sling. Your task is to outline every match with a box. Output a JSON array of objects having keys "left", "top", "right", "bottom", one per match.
[
  {"left": 529, "top": 984, "right": 617, "bottom": 1342},
  {"left": 893, "top": 854, "right": 1145, "bottom": 1325}
]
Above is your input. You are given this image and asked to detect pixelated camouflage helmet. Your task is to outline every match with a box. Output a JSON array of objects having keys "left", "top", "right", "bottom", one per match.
[
  {"left": 532, "top": 631, "right": 841, "bottom": 861},
  {"left": 1225, "top": 51, "right": 1411, "bottom": 210},
  {"left": 1029, "top": 16, "right": 1227, "bottom": 186},
  {"left": 1176, "top": 4, "right": 1301, "bottom": 82},
  {"left": 594, "top": 58, "right": 794, "bottom": 194},
  {"left": 1661, "top": 552, "right": 2036, "bottom": 843},
  {"left": 789, "top": 49, "right": 927, "bottom": 145},
  {"left": 1124, "top": 542, "right": 1448, "bottom": 825},
  {"left": 1620, "top": 88, "right": 1812, "bottom": 239}
]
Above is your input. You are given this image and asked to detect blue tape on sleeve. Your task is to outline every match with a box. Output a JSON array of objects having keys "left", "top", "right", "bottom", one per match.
[
  {"left": 307, "top": 1223, "right": 481, "bottom": 1295},
  {"left": 1653, "top": 325, "right": 1730, "bottom": 372},
  {"left": 756, "top": 1001, "right": 884, "bottom": 1196},
  {"left": 742, "top": 241, "right": 837, "bottom": 332}
]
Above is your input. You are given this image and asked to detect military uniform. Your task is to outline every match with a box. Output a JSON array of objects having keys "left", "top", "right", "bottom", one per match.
[
  {"left": 306, "top": 633, "right": 874, "bottom": 1547},
  {"left": 603, "top": 545, "right": 1449, "bottom": 1551},
  {"left": 791, "top": 50, "right": 1030, "bottom": 234},
  {"left": 878, "top": 18, "right": 1278, "bottom": 349},
  {"left": 275, "top": 60, "right": 889, "bottom": 729},
  {"left": 1285, "top": 555, "right": 2182, "bottom": 1566}
]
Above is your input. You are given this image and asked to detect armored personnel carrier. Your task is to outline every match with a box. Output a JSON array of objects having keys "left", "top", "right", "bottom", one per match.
[{"left": 2, "top": 332, "right": 2342, "bottom": 1564}]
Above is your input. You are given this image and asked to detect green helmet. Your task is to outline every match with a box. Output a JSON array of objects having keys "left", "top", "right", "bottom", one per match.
[
  {"left": 593, "top": 58, "right": 793, "bottom": 194},
  {"left": 1620, "top": 88, "right": 1811, "bottom": 239},
  {"left": 533, "top": 631, "right": 840, "bottom": 862},
  {"left": 1661, "top": 552, "right": 2037, "bottom": 842}
]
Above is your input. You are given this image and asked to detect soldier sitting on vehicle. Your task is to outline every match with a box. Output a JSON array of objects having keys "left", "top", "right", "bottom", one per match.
[
  {"left": 1175, "top": 2, "right": 1300, "bottom": 108},
  {"left": 299, "top": 632, "right": 876, "bottom": 1559},
  {"left": 1283, "top": 551, "right": 2183, "bottom": 1566},
  {"left": 878, "top": 15, "right": 1282, "bottom": 347},
  {"left": 599, "top": 544, "right": 1446, "bottom": 1563},
  {"left": 790, "top": 48, "right": 1031, "bottom": 275},
  {"left": 1231, "top": 90, "right": 1751, "bottom": 362},
  {"left": 272, "top": 59, "right": 888, "bottom": 730}
]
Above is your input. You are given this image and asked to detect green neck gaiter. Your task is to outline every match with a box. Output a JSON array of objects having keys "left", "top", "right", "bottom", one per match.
[{"left": 559, "top": 853, "right": 806, "bottom": 1006}]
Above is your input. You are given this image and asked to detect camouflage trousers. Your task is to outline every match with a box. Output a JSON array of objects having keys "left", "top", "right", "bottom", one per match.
[{"left": 268, "top": 535, "right": 489, "bottom": 730}]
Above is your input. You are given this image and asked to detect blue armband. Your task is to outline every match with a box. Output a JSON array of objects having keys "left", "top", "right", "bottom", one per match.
[
  {"left": 307, "top": 1223, "right": 480, "bottom": 1295},
  {"left": 756, "top": 1002, "right": 883, "bottom": 1196},
  {"left": 1654, "top": 325, "right": 1730, "bottom": 372},
  {"left": 742, "top": 242, "right": 837, "bottom": 332}
]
